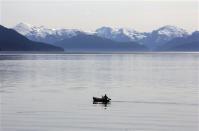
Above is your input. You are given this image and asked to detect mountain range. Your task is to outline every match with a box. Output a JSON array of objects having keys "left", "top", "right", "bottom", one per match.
[
  {"left": 54, "top": 33, "right": 147, "bottom": 52},
  {"left": 0, "top": 25, "right": 63, "bottom": 51},
  {"left": 158, "top": 31, "right": 199, "bottom": 51},
  {"left": 13, "top": 23, "right": 199, "bottom": 51},
  {"left": 0, "top": 24, "right": 146, "bottom": 52},
  {"left": 0, "top": 23, "right": 198, "bottom": 52}
]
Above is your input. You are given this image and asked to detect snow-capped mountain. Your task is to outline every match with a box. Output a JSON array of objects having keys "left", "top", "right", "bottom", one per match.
[
  {"left": 13, "top": 23, "right": 84, "bottom": 44},
  {"left": 143, "top": 25, "right": 189, "bottom": 49},
  {"left": 95, "top": 26, "right": 148, "bottom": 42},
  {"left": 95, "top": 26, "right": 189, "bottom": 50},
  {"left": 157, "top": 30, "right": 199, "bottom": 51},
  {"left": 0, "top": 25, "right": 63, "bottom": 51},
  {"left": 14, "top": 22, "right": 34, "bottom": 35},
  {"left": 13, "top": 23, "right": 192, "bottom": 50},
  {"left": 13, "top": 23, "right": 149, "bottom": 44}
]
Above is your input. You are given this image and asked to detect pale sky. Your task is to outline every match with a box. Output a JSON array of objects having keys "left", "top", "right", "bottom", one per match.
[{"left": 0, "top": 0, "right": 199, "bottom": 32}]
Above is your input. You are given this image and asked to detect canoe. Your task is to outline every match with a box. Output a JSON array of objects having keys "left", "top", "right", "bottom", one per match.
[{"left": 93, "top": 97, "right": 111, "bottom": 103}]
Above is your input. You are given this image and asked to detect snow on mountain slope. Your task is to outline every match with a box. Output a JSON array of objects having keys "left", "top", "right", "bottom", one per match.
[
  {"left": 13, "top": 23, "right": 83, "bottom": 44},
  {"left": 153, "top": 25, "right": 188, "bottom": 41},
  {"left": 95, "top": 26, "right": 148, "bottom": 42},
  {"left": 157, "top": 30, "right": 199, "bottom": 51},
  {"left": 13, "top": 23, "right": 190, "bottom": 50},
  {"left": 13, "top": 22, "right": 34, "bottom": 35},
  {"left": 14, "top": 23, "right": 148, "bottom": 44},
  {"left": 142, "top": 25, "right": 189, "bottom": 50}
]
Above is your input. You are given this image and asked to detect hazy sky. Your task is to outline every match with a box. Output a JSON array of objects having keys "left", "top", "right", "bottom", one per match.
[{"left": 1, "top": 0, "right": 198, "bottom": 32}]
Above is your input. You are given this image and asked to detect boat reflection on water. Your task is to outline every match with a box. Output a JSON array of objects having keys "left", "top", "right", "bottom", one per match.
[{"left": 93, "top": 101, "right": 111, "bottom": 108}]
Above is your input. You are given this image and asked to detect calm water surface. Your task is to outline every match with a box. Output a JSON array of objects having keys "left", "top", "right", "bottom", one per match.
[{"left": 0, "top": 53, "right": 199, "bottom": 131}]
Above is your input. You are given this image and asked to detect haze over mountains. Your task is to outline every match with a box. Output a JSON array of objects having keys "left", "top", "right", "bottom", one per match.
[{"left": 0, "top": 23, "right": 198, "bottom": 52}]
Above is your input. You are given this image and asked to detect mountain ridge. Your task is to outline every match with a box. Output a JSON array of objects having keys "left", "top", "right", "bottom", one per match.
[
  {"left": 13, "top": 23, "right": 192, "bottom": 45},
  {"left": 0, "top": 25, "right": 64, "bottom": 51},
  {"left": 54, "top": 33, "right": 148, "bottom": 51},
  {"left": 157, "top": 31, "right": 199, "bottom": 51},
  {"left": 10, "top": 23, "right": 199, "bottom": 51}
]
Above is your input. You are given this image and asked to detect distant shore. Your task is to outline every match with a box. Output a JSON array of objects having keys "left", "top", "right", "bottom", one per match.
[{"left": 0, "top": 51, "right": 199, "bottom": 55}]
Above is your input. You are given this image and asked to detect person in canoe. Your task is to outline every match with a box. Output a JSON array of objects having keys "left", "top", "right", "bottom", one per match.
[
  {"left": 93, "top": 94, "right": 111, "bottom": 103},
  {"left": 103, "top": 94, "right": 108, "bottom": 100}
]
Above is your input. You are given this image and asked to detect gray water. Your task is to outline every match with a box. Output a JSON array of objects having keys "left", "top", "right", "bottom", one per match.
[{"left": 0, "top": 53, "right": 199, "bottom": 131}]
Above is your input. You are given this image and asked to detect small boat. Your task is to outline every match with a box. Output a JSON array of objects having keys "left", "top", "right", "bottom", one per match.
[{"left": 93, "top": 96, "right": 111, "bottom": 103}]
